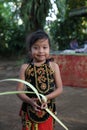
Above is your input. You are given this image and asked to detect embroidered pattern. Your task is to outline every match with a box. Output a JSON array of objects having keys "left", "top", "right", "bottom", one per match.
[{"left": 25, "top": 63, "right": 55, "bottom": 94}]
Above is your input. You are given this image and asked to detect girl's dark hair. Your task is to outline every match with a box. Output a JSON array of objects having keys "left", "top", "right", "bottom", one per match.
[
  {"left": 25, "top": 30, "right": 52, "bottom": 63},
  {"left": 26, "top": 30, "right": 51, "bottom": 51}
]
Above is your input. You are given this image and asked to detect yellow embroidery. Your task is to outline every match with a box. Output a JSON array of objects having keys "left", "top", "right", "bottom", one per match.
[
  {"left": 34, "top": 64, "right": 50, "bottom": 93},
  {"left": 34, "top": 123, "right": 38, "bottom": 130}
]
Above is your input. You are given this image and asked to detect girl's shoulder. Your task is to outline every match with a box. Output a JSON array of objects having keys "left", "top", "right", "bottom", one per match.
[
  {"left": 49, "top": 61, "right": 59, "bottom": 73},
  {"left": 20, "top": 63, "right": 29, "bottom": 73}
]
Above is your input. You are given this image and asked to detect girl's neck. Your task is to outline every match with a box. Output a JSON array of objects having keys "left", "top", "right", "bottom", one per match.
[{"left": 33, "top": 59, "right": 46, "bottom": 66}]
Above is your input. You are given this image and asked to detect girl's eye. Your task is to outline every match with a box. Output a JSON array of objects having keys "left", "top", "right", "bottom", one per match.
[
  {"left": 43, "top": 46, "right": 48, "bottom": 49},
  {"left": 33, "top": 46, "right": 38, "bottom": 49}
]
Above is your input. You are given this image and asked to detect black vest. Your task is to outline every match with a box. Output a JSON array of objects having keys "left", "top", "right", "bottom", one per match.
[{"left": 22, "top": 61, "right": 56, "bottom": 123}]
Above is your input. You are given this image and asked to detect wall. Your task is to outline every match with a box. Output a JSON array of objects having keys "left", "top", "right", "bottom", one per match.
[{"left": 52, "top": 54, "right": 87, "bottom": 88}]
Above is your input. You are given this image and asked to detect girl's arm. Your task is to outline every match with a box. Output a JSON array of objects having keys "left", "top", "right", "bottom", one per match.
[
  {"left": 46, "top": 62, "right": 63, "bottom": 100},
  {"left": 16, "top": 64, "right": 41, "bottom": 111},
  {"left": 16, "top": 64, "right": 32, "bottom": 103}
]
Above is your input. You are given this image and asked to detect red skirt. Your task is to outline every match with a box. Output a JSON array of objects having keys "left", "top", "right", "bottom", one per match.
[{"left": 20, "top": 110, "right": 54, "bottom": 130}]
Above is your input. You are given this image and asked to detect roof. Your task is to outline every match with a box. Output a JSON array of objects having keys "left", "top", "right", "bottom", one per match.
[{"left": 69, "top": 6, "right": 87, "bottom": 17}]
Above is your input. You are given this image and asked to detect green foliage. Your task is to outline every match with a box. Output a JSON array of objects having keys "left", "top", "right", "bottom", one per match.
[
  {"left": 20, "top": 0, "right": 51, "bottom": 33},
  {"left": 49, "top": 0, "right": 87, "bottom": 50},
  {"left": 0, "top": 1, "right": 25, "bottom": 56},
  {"left": 66, "top": 0, "right": 86, "bottom": 10},
  {"left": 1, "top": 0, "right": 87, "bottom": 56},
  {"left": 55, "top": 0, "right": 66, "bottom": 22},
  {"left": 0, "top": 0, "right": 52, "bottom": 56}
]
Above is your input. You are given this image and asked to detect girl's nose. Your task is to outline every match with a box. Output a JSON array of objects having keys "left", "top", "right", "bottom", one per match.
[{"left": 39, "top": 48, "right": 43, "bottom": 52}]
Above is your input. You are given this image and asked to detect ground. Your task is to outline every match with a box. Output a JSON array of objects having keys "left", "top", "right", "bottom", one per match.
[{"left": 0, "top": 59, "right": 87, "bottom": 130}]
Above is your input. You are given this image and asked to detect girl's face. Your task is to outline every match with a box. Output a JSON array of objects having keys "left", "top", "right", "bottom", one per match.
[{"left": 30, "top": 39, "right": 50, "bottom": 63}]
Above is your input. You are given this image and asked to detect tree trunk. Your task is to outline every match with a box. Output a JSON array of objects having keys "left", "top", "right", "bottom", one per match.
[{"left": 20, "top": 0, "right": 51, "bottom": 34}]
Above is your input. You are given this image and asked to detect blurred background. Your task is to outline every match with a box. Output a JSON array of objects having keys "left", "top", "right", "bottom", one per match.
[
  {"left": 0, "top": 1, "right": 87, "bottom": 130},
  {"left": 0, "top": 0, "right": 87, "bottom": 57}
]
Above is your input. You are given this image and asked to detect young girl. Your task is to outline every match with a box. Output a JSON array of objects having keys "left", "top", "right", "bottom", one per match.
[{"left": 16, "top": 30, "right": 63, "bottom": 130}]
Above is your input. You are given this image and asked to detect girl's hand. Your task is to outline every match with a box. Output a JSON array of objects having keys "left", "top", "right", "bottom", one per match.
[
  {"left": 40, "top": 94, "right": 48, "bottom": 109},
  {"left": 30, "top": 98, "right": 41, "bottom": 112},
  {"left": 41, "top": 102, "right": 48, "bottom": 109}
]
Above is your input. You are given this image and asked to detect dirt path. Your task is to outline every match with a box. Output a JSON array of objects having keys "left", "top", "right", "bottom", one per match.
[{"left": 0, "top": 60, "right": 87, "bottom": 130}]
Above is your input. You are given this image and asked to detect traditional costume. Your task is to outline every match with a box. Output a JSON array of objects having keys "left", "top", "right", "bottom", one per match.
[{"left": 20, "top": 60, "right": 56, "bottom": 130}]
